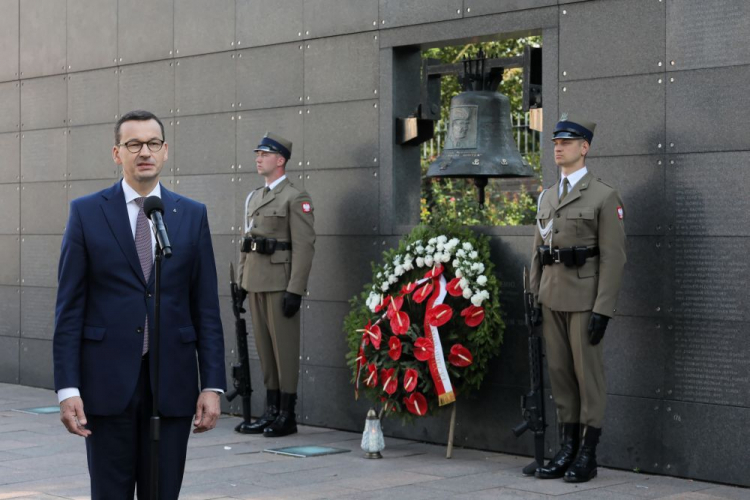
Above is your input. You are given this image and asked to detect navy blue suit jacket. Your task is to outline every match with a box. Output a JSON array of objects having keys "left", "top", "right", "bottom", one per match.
[{"left": 53, "top": 181, "right": 226, "bottom": 417}]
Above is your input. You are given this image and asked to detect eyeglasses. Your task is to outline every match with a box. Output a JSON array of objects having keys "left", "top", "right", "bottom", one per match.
[{"left": 117, "top": 139, "right": 165, "bottom": 154}]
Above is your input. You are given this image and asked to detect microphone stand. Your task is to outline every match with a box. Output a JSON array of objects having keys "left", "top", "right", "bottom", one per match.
[{"left": 150, "top": 243, "right": 163, "bottom": 500}]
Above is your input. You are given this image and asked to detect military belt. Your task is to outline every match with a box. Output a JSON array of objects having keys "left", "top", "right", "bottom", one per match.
[
  {"left": 538, "top": 245, "right": 599, "bottom": 267},
  {"left": 242, "top": 237, "right": 291, "bottom": 255}
]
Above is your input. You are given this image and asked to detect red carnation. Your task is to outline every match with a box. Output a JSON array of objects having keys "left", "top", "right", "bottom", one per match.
[
  {"left": 403, "top": 392, "right": 428, "bottom": 416},
  {"left": 426, "top": 304, "right": 453, "bottom": 327},
  {"left": 388, "top": 336, "right": 402, "bottom": 361},
  {"left": 448, "top": 344, "right": 473, "bottom": 367},
  {"left": 413, "top": 337, "right": 434, "bottom": 361},
  {"left": 365, "top": 363, "right": 378, "bottom": 388},
  {"left": 381, "top": 368, "right": 397, "bottom": 395},
  {"left": 446, "top": 277, "right": 463, "bottom": 297},
  {"left": 390, "top": 310, "right": 410, "bottom": 335},
  {"left": 413, "top": 281, "right": 433, "bottom": 304},
  {"left": 403, "top": 368, "right": 418, "bottom": 392},
  {"left": 424, "top": 263, "right": 444, "bottom": 279},
  {"left": 460, "top": 305, "right": 485, "bottom": 327}
]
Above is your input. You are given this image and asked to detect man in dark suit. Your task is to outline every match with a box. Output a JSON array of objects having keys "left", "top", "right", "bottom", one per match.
[{"left": 53, "top": 110, "right": 227, "bottom": 499}]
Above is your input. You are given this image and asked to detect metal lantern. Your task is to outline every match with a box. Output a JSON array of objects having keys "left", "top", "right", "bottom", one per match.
[{"left": 426, "top": 51, "right": 535, "bottom": 207}]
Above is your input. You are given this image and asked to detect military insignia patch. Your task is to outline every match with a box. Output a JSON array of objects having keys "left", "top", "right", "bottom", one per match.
[
  {"left": 302, "top": 202, "right": 312, "bottom": 213},
  {"left": 617, "top": 206, "right": 624, "bottom": 220}
]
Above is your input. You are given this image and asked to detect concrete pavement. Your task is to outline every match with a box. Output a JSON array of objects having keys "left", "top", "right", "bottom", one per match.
[{"left": 0, "top": 383, "right": 747, "bottom": 500}]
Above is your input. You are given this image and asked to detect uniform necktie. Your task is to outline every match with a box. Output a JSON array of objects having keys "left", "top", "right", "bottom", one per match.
[
  {"left": 561, "top": 178, "right": 570, "bottom": 201},
  {"left": 134, "top": 197, "right": 152, "bottom": 355}
]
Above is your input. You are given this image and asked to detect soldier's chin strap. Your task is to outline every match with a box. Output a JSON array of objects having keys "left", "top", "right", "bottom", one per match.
[{"left": 537, "top": 188, "right": 553, "bottom": 244}]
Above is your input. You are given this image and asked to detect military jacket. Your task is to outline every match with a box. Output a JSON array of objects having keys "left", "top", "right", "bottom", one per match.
[
  {"left": 238, "top": 178, "right": 315, "bottom": 295},
  {"left": 530, "top": 172, "right": 626, "bottom": 315}
]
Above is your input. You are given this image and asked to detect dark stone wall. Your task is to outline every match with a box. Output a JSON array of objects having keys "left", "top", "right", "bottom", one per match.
[{"left": 0, "top": 0, "right": 747, "bottom": 487}]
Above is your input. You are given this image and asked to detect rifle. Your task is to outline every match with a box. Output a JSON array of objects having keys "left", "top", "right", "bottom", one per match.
[
  {"left": 226, "top": 262, "right": 254, "bottom": 433},
  {"left": 512, "top": 266, "right": 547, "bottom": 475}
]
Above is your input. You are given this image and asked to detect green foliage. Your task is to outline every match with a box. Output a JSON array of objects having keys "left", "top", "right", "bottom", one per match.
[{"left": 344, "top": 222, "right": 504, "bottom": 423}]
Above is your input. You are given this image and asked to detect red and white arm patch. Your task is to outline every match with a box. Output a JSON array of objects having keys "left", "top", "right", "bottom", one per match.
[
  {"left": 617, "top": 206, "right": 624, "bottom": 220},
  {"left": 302, "top": 201, "right": 312, "bottom": 213}
]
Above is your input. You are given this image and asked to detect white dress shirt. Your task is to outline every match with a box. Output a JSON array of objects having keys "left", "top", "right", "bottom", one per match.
[{"left": 559, "top": 166, "right": 588, "bottom": 198}]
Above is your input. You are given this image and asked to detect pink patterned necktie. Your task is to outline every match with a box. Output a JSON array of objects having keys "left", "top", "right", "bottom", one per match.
[{"left": 134, "top": 197, "right": 152, "bottom": 355}]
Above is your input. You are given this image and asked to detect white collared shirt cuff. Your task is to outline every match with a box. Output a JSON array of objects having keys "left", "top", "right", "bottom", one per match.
[
  {"left": 57, "top": 387, "right": 80, "bottom": 404},
  {"left": 203, "top": 388, "right": 224, "bottom": 394}
]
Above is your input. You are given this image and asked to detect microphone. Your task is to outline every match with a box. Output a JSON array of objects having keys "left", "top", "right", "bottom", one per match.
[{"left": 143, "top": 196, "right": 172, "bottom": 258}]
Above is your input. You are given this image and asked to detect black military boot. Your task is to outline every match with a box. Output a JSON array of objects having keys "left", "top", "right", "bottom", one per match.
[
  {"left": 535, "top": 423, "right": 580, "bottom": 479},
  {"left": 264, "top": 392, "right": 298, "bottom": 437},
  {"left": 242, "top": 390, "right": 280, "bottom": 434},
  {"left": 564, "top": 426, "right": 601, "bottom": 483}
]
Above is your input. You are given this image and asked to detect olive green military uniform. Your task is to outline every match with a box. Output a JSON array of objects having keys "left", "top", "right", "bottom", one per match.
[
  {"left": 529, "top": 172, "right": 626, "bottom": 427},
  {"left": 238, "top": 178, "right": 315, "bottom": 393}
]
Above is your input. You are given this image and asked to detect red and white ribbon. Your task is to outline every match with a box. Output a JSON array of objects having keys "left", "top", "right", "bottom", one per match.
[{"left": 422, "top": 274, "right": 455, "bottom": 406}]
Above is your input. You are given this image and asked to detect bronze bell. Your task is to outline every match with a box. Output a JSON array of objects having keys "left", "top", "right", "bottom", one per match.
[{"left": 426, "top": 52, "right": 535, "bottom": 207}]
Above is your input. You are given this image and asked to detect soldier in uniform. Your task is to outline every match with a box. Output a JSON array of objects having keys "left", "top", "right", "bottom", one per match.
[
  {"left": 237, "top": 133, "right": 315, "bottom": 437},
  {"left": 529, "top": 115, "right": 626, "bottom": 482}
]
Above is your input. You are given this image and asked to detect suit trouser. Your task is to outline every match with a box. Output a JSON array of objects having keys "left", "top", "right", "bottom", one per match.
[
  {"left": 248, "top": 290, "right": 301, "bottom": 394},
  {"left": 84, "top": 356, "right": 192, "bottom": 500},
  {"left": 542, "top": 306, "right": 606, "bottom": 427}
]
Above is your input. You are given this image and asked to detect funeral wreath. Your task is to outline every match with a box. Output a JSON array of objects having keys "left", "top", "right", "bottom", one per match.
[{"left": 345, "top": 224, "right": 504, "bottom": 420}]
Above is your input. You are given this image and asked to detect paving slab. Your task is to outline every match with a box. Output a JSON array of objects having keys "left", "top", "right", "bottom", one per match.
[{"left": 0, "top": 383, "right": 747, "bottom": 500}]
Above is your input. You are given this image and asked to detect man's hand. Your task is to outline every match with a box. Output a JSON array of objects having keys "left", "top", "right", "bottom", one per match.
[
  {"left": 282, "top": 292, "right": 302, "bottom": 318},
  {"left": 588, "top": 313, "right": 610, "bottom": 346},
  {"left": 193, "top": 391, "right": 221, "bottom": 434},
  {"left": 531, "top": 307, "right": 543, "bottom": 327},
  {"left": 59, "top": 396, "right": 91, "bottom": 437}
]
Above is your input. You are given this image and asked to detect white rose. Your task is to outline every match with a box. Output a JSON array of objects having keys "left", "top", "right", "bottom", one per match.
[
  {"left": 394, "top": 265, "right": 404, "bottom": 276},
  {"left": 403, "top": 260, "right": 413, "bottom": 271},
  {"left": 462, "top": 288, "right": 472, "bottom": 299},
  {"left": 424, "top": 255, "right": 434, "bottom": 267},
  {"left": 482, "top": 290, "right": 490, "bottom": 299},
  {"left": 416, "top": 257, "right": 425, "bottom": 267},
  {"left": 428, "top": 237, "right": 437, "bottom": 245},
  {"left": 425, "top": 245, "right": 435, "bottom": 254},
  {"left": 449, "top": 238, "right": 460, "bottom": 247},
  {"left": 436, "top": 242, "right": 445, "bottom": 251},
  {"left": 377, "top": 272, "right": 382, "bottom": 279},
  {"left": 462, "top": 242, "right": 473, "bottom": 251},
  {"left": 380, "top": 282, "right": 389, "bottom": 291},
  {"left": 388, "top": 275, "right": 398, "bottom": 284},
  {"left": 477, "top": 275, "right": 488, "bottom": 286},
  {"left": 471, "top": 262, "right": 481, "bottom": 271},
  {"left": 416, "top": 246, "right": 424, "bottom": 254},
  {"left": 457, "top": 249, "right": 466, "bottom": 258},
  {"left": 476, "top": 263, "right": 485, "bottom": 274},
  {"left": 459, "top": 278, "right": 469, "bottom": 289},
  {"left": 471, "top": 294, "right": 483, "bottom": 307},
  {"left": 469, "top": 250, "right": 478, "bottom": 259},
  {"left": 437, "top": 235, "right": 448, "bottom": 244},
  {"left": 453, "top": 259, "right": 461, "bottom": 268},
  {"left": 456, "top": 269, "right": 463, "bottom": 278}
]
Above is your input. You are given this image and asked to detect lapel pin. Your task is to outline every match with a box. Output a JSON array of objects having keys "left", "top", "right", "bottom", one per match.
[{"left": 173, "top": 208, "right": 177, "bottom": 213}]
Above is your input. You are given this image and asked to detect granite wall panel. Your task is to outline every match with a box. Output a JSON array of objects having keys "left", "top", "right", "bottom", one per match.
[
  {"left": 19, "top": 0, "right": 66, "bottom": 78},
  {"left": 174, "top": 114, "right": 236, "bottom": 176},
  {"left": 175, "top": 52, "right": 236, "bottom": 116},
  {"left": 303, "top": 0, "right": 377, "bottom": 39},
  {"left": 236, "top": 0, "right": 303, "bottom": 48},
  {"left": 303, "top": 168, "right": 380, "bottom": 236},
  {"left": 0, "top": 286, "right": 21, "bottom": 338},
  {"left": 117, "top": 0, "right": 173, "bottom": 65},
  {"left": 174, "top": 0, "right": 235, "bottom": 57},
  {"left": 0, "top": 0, "right": 19, "bottom": 82},
  {"left": 20, "top": 76, "right": 67, "bottom": 131},
  {"left": 118, "top": 61, "right": 175, "bottom": 118},
  {"left": 0, "top": 82, "right": 20, "bottom": 133},
  {"left": 67, "top": 125, "right": 120, "bottom": 181},
  {"left": 0, "top": 183, "right": 20, "bottom": 234},
  {"left": 236, "top": 43, "right": 304, "bottom": 110},
  {"left": 20, "top": 128, "right": 67, "bottom": 182},
  {"left": 20, "top": 286, "right": 56, "bottom": 341},
  {"left": 67, "top": 0, "right": 118, "bottom": 73},
  {"left": 67, "top": 69, "right": 119, "bottom": 127},
  {"left": 0, "top": 336, "right": 20, "bottom": 384},
  {"left": 0, "top": 132, "right": 20, "bottom": 183},
  {"left": 19, "top": 338, "right": 53, "bottom": 389}
]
